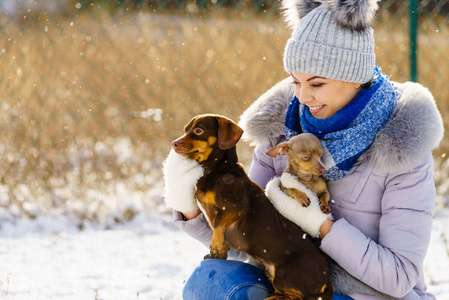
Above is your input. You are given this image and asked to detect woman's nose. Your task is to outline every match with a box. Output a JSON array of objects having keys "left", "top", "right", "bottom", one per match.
[{"left": 295, "top": 87, "right": 311, "bottom": 104}]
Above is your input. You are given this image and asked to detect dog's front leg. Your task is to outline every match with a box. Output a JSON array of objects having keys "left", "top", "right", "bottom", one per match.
[
  {"left": 319, "top": 191, "right": 331, "bottom": 214},
  {"left": 205, "top": 224, "right": 230, "bottom": 260},
  {"left": 281, "top": 184, "right": 310, "bottom": 207}
]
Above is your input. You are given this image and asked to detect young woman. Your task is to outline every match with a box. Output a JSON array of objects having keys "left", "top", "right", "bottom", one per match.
[{"left": 170, "top": 0, "right": 444, "bottom": 298}]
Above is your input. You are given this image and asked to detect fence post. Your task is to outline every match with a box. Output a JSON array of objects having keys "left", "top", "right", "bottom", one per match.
[{"left": 409, "top": 0, "right": 419, "bottom": 82}]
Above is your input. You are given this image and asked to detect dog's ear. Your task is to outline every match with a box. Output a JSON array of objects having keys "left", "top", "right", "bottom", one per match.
[
  {"left": 266, "top": 142, "right": 289, "bottom": 158},
  {"left": 217, "top": 116, "right": 244, "bottom": 150}
]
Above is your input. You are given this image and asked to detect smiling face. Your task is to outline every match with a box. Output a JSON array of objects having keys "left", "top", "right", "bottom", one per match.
[{"left": 291, "top": 72, "right": 362, "bottom": 119}]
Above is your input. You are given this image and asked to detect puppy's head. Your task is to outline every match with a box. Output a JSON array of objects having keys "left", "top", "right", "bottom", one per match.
[
  {"left": 171, "top": 114, "right": 243, "bottom": 163},
  {"left": 267, "top": 133, "right": 325, "bottom": 176}
]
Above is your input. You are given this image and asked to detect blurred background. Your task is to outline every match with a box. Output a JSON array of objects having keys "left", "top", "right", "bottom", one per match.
[{"left": 0, "top": 0, "right": 448, "bottom": 228}]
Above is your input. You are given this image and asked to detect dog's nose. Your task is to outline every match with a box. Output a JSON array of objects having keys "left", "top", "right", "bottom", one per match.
[
  {"left": 318, "top": 166, "right": 325, "bottom": 175},
  {"left": 172, "top": 140, "right": 180, "bottom": 149}
]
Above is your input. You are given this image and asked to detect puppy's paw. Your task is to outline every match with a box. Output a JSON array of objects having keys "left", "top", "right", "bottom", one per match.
[
  {"left": 320, "top": 203, "right": 331, "bottom": 214},
  {"left": 284, "top": 187, "right": 310, "bottom": 207},
  {"left": 298, "top": 195, "right": 311, "bottom": 207},
  {"left": 293, "top": 192, "right": 310, "bottom": 207}
]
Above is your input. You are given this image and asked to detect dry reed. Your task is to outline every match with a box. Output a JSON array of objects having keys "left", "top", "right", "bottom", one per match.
[{"left": 0, "top": 3, "right": 448, "bottom": 224}]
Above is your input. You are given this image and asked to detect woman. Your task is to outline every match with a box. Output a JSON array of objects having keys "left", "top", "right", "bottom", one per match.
[{"left": 171, "top": 0, "right": 444, "bottom": 299}]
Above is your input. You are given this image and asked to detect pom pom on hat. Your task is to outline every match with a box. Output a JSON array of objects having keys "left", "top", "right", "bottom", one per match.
[
  {"left": 281, "top": 0, "right": 321, "bottom": 29},
  {"left": 282, "top": 0, "right": 379, "bottom": 32},
  {"left": 330, "top": 0, "right": 380, "bottom": 32}
]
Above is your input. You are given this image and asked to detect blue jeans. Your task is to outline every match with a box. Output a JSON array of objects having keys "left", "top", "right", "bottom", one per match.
[{"left": 183, "top": 259, "right": 353, "bottom": 300}]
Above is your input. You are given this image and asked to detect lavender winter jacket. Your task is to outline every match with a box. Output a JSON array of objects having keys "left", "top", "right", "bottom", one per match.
[{"left": 174, "top": 78, "right": 444, "bottom": 299}]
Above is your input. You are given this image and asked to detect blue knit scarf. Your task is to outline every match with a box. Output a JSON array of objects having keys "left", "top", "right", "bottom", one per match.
[{"left": 284, "top": 67, "right": 398, "bottom": 181}]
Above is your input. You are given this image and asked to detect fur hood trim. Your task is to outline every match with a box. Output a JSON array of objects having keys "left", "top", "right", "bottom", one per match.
[
  {"left": 239, "top": 79, "right": 444, "bottom": 174},
  {"left": 239, "top": 78, "right": 294, "bottom": 147}
]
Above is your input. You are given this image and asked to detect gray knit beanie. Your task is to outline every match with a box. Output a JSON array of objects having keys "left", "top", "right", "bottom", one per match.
[{"left": 283, "top": 0, "right": 380, "bottom": 84}]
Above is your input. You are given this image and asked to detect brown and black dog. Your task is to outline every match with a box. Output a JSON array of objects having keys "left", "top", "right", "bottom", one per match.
[{"left": 171, "top": 114, "right": 332, "bottom": 300}]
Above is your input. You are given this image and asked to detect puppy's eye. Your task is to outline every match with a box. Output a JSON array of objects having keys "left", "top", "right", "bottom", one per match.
[
  {"left": 302, "top": 156, "right": 310, "bottom": 161},
  {"left": 193, "top": 128, "right": 204, "bottom": 135}
]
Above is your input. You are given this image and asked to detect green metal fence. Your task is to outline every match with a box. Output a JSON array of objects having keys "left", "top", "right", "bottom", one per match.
[{"left": 0, "top": 0, "right": 448, "bottom": 223}]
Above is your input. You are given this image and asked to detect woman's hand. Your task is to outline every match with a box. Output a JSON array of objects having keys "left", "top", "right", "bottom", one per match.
[
  {"left": 182, "top": 209, "right": 201, "bottom": 220},
  {"left": 320, "top": 219, "right": 334, "bottom": 239}
]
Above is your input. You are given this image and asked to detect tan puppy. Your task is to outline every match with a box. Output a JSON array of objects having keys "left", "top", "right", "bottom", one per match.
[{"left": 267, "top": 133, "right": 331, "bottom": 214}]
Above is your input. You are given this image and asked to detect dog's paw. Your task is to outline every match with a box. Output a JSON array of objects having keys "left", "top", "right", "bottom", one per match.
[
  {"left": 320, "top": 203, "right": 331, "bottom": 214},
  {"left": 294, "top": 193, "right": 310, "bottom": 207},
  {"left": 204, "top": 250, "right": 227, "bottom": 260},
  {"left": 299, "top": 196, "right": 311, "bottom": 207},
  {"left": 284, "top": 187, "right": 311, "bottom": 207}
]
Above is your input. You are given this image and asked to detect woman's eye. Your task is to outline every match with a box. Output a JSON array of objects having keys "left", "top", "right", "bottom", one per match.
[
  {"left": 311, "top": 83, "right": 323, "bottom": 88},
  {"left": 194, "top": 128, "right": 204, "bottom": 135}
]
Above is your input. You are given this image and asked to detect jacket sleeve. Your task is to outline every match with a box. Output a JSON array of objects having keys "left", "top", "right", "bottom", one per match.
[
  {"left": 248, "top": 144, "right": 280, "bottom": 190},
  {"left": 173, "top": 210, "right": 212, "bottom": 249},
  {"left": 320, "top": 153, "right": 436, "bottom": 298}
]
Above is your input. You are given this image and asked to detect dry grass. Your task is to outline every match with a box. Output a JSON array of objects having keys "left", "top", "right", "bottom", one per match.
[{"left": 0, "top": 3, "right": 448, "bottom": 223}]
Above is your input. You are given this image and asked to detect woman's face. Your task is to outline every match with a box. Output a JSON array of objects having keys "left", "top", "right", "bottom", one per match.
[{"left": 291, "top": 72, "right": 362, "bottom": 119}]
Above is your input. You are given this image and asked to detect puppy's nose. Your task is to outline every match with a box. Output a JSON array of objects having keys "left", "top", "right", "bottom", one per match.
[
  {"left": 172, "top": 140, "right": 181, "bottom": 149},
  {"left": 318, "top": 166, "right": 325, "bottom": 175}
]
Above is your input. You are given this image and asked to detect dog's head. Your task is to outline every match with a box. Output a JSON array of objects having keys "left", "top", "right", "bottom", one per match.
[
  {"left": 171, "top": 114, "right": 243, "bottom": 163},
  {"left": 266, "top": 133, "right": 325, "bottom": 176}
]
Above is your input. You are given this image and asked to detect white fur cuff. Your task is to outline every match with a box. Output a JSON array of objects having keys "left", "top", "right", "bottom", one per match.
[
  {"left": 162, "top": 149, "right": 204, "bottom": 213},
  {"left": 266, "top": 172, "right": 332, "bottom": 238}
]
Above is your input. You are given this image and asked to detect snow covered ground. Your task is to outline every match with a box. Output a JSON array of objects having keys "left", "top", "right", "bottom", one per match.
[
  {"left": 1, "top": 208, "right": 448, "bottom": 300},
  {"left": 0, "top": 212, "right": 205, "bottom": 300}
]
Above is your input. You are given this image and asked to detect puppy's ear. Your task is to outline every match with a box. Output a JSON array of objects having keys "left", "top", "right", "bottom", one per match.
[
  {"left": 217, "top": 116, "right": 244, "bottom": 150},
  {"left": 266, "top": 142, "right": 289, "bottom": 158}
]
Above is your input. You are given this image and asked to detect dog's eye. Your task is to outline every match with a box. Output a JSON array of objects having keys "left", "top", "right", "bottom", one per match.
[
  {"left": 302, "top": 156, "right": 310, "bottom": 161},
  {"left": 193, "top": 128, "right": 204, "bottom": 135}
]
